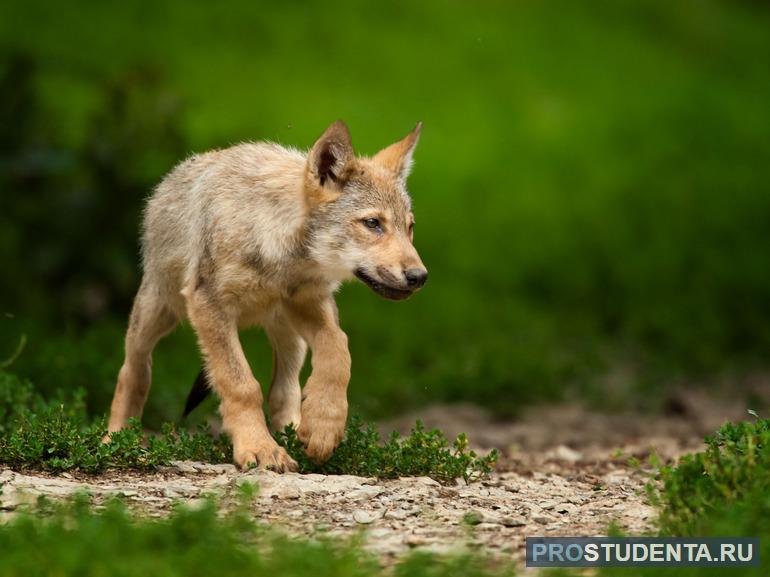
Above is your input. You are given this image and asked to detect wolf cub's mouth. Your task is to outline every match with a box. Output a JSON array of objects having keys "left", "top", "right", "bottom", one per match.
[{"left": 354, "top": 269, "right": 414, "bottom": 301}]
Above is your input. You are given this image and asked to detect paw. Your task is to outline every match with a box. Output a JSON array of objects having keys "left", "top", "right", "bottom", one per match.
[
  {"left": 102, "top": 421, "right": 128, "bottom": 443},
  {"left": 234, "top": 440, "right": 298, "bottom": 472},
  {"left": 297, "top": 396, "right": 347, "bottom": 463}
]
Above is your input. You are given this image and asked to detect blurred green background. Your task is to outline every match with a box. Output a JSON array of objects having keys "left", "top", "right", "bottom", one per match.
[{"left": 2, "top": 0, "right": 770, "bottom": 427}]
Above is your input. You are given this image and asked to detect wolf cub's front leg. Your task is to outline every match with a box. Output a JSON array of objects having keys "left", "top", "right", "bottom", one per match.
[
  {"left": 185, "top": 287, "right": 297, "bottom": 472},
  {"left": 287, "top": 297, "right": 351, "bottom": 463}
]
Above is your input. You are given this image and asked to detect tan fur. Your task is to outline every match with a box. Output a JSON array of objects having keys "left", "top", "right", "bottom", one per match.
[{"left": 106, "top": 120, "right": 427, "bottom": 470}]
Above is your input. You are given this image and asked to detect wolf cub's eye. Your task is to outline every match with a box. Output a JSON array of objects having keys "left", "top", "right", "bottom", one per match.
[{"left": 362, "top": 218, "right": 382, "bottom": 232}]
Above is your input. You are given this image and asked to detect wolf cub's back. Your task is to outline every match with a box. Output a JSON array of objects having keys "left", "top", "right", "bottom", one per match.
[{"left": 141, "top": 142, "right": 309, "bottom": 305}]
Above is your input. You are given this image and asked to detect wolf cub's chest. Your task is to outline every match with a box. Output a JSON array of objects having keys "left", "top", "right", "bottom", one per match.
[{"left": 225, "top": 257, "right": 329, "bottom": 327}]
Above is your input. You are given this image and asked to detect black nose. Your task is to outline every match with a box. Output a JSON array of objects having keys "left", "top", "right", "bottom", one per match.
[{"left": 404, "top": 268, "right": 428, "bottom": 288}]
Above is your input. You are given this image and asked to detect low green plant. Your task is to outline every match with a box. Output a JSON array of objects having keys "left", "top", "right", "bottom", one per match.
[
  {"left": 0, "top": 408, "right": 231, "bottom": 473},
  {"left": 0, "top": 369, "right": 496, "bottom": 482},
  {"left": 652, "top": 415, "right": 770, "bottom": 538},
  {"left": 462, "top": 511, "right": 483, "bottom": 526},
  {"left": 277, "top": 416, "right": 498, "bottom": 484}
]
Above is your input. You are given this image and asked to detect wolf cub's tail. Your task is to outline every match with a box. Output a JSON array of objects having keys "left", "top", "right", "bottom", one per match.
[{"left": 182, "top": 369, "right": 211, "bottom": 418}]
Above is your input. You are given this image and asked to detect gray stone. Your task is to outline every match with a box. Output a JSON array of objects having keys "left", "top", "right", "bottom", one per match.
[
  {"left": 353, "top": 509, "right": 384, "bottom": 524},
  {"left": 500, "top": 515, "right": 527, "bottom": 527}
]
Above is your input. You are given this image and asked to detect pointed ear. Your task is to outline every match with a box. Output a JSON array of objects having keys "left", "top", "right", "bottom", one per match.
[
  {"left": 373, "top": 122, "right": 422, "bottom": 181},
  {"left": 307, "top": 120, "right": 354, "bottom": 188}
]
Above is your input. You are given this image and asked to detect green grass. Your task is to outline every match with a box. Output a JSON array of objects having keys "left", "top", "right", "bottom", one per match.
[
  {"left": 0, "top": 369, "right": 497, "bottom": 482},
  {"left": 0, "top": 496, "right": 517, "bottom": 577},
  {"left": 2, "top": 0, "right": 770, "bottom": 420}
]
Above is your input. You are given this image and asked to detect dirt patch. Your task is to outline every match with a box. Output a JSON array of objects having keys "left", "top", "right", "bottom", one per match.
[{"left": 383, "top": 388, "right": 755, "bottom": 465}]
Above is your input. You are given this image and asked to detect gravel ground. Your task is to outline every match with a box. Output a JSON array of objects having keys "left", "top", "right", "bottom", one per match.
[
  {"left": 0, "top": 391, "right": 757, "bottom": 565},
  {"left": 0, "top": 460, "right": 653, "bottom": 565}
]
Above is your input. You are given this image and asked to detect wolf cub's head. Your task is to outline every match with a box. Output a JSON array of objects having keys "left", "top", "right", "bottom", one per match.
[{"left": 304, "top": 120, "right": 428, "bottom": 300}]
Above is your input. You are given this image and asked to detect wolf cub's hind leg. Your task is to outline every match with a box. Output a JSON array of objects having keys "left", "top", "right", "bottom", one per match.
[
  {"left": 107, "top": 281, "right": 177, "bottom": 434},
  {"left": 185, "top": 286, "right": 297, "bottom": 472},
  {"left": 266, "top": 316, "right": 306, "bottom": 433}
]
